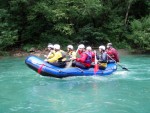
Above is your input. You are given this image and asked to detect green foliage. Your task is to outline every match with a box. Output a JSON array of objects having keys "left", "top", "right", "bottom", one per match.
[
  {"left": 76, "top": 24, "right": 109, "bottom": 46},
  {"left": 40, "top": 33, "right": 73, "bottom": 49},
  {"left": 22, "top": 43, "right": 45, "bottom": 52},
  {"left": 128, "top": 16, "right": 150, "bottom": 50},
  {"left": 0, "top": 9, "right": 18, "bottom": 50},
  {"left": 54, "top": 23, "right": 74, "bottom": 35},
  {"left": 0, "top": 0, "right": 150, "bottom": 53},
  {"left": 22, "top": 44, "right": 33, "bottom": 52},
  {"left": 0, "top": 51, "right": 9, "bottom": 56}
]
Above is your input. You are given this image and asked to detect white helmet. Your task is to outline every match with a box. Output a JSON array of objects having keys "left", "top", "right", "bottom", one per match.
[
  {"left": 86, "top": 46, "right": 92, "bottom": 51},
  {"left": 78, "top": 44, "right": 85, "bottom": 49},
  {"left": 99, "top": 45, "right": 105, "bottom": 50},
  {"left": 107, "top": 43, "right": 112, "bottom": 48},
  {"left": 48, "top": 44, "right": 54, "bottom": 48},
  {"left": 67, "top": 45, "right": 73, "bottom": 49},
  {"left": 54, "top": 44, "right": 60, "bottom": 50},
  {"left": 107, "top": 43, "right": 112, "bottom": 47}
]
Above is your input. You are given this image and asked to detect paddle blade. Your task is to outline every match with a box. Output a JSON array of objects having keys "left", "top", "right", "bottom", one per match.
[
  {"left": 118, "top": 64, "right": 129, "bottom": 71},
  {"left": 94, "top": 64, "right": 99, "bottom": 74},
  {"left": 122, "top": 67, "right": 129, "bottom": 71}
]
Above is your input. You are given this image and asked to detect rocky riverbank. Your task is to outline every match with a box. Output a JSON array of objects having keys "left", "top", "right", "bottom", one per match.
[
  {"left": 0, "top": 48, "right": 149, "bottom": 58},
  {"left": 1, "top": 48, "right": 49, "bottom": 57},
  {"left": 6, "top": 48, "right": 130, "bottom": 57}
]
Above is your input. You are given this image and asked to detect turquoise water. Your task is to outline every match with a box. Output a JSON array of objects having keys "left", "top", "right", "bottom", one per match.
[{"left": 0, "top": 55, "right": 150, "bottom": 113}]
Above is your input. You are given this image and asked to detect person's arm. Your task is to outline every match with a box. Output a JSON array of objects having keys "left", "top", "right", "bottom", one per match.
[
  {"left": 47, "top": 52, "right": 55, "bottom": 59},
  {"left": 71, "top": 51, "right": 77, "bottom": 59},
  {"left": 92, "top": 52, "right": 95, "bottom": 62},
  {"left": 76, "top": 53, "right": 87, "bottom": 63},
  {"left": 47, "top": 52, "right": 62, "bottom": 63},
  {"left": 112, "top": 49, "right": 119, "bottom": 62}
]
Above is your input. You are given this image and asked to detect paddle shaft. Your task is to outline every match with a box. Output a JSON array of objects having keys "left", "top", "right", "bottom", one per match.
[
  {"left": 66, "top": 47, "right": 79, "bottom": 68},
  {"left": 107, "top": 54, "right": 129, "bottom": 71}
]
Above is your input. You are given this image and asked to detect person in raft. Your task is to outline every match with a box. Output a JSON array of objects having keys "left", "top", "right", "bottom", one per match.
[
  {"left": 97, "top": 45, "right": 108, "bottom": 70},
  {"left": 106, "top": 43, "right": 119, "bottom": 63},
  {"left": 44, "top": 43, "right": 55, "bottom": 60},
  {"left": 45, "top": 44, "right": 66, "bottom": 68},
  {"left": 66, "top": 45, "right": 76, "bottom": 61},
  {"left": 72, "top": 45, "right": 92, "bottom": 69}
]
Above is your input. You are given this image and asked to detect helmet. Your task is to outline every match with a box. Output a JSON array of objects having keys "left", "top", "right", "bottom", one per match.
[
  {"left": 67, "top": 45, "right": 73, "bottom": 49},
  {"left": 54, "top": 44, "right": 60, "bottom": 50},
  {"left": 107, "top": 43, "right": 112, "bottom": 48},
  {"left": 48, "top": 44, "right": 54, "bottom": 48},
  {"left": 99, "top": 45, "right": 105, "bottom": 50},
  {"left": 86, "top": 46, "right": 92, "bottom": 51},
  {"left": 107, "top": 43, "right": 112, "bottom": 47},
  {"left": 78, "top": 44, "right": 85, "bottom": 49}
]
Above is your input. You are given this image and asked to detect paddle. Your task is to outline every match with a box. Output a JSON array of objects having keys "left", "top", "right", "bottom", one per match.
[
  {"left": 117, "top": 63, "right": 129, "bottom": 71},
  {"left": 94, "top": 50, "right": 99, "bottom": 74},
  {"left": 107, "top": 54, "right": 129, "bottom": 71},
  {"left": 65, "top": 47, "right": 79, "bottom": 68}
]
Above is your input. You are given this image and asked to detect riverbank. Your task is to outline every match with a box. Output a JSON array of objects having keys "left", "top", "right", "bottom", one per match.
[
  {"left": 0, "top": 48, "right": 48, "bottom": 57},
  {"left": 10, "top": 48, "right": 48, "bottom": 57},
  {"left": 0, "top": 48, "right": 149, "bottom": 57}
]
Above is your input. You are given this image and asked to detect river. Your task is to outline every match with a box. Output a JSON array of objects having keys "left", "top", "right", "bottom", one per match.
[{"left": 0, "top": 55, "right": 150, "bottom": 113}]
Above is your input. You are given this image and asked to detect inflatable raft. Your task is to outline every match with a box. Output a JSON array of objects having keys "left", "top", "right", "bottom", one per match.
[{"left": 25, "top": 55, "right": 117, "bottom": 78}]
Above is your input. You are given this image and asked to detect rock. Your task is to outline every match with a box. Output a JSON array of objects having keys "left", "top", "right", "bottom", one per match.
[{"left": 29, "top": 47, "right": 35, "bottom": 52}]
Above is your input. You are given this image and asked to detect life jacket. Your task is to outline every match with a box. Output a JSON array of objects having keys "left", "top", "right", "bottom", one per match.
[
  {"left": 84, "top": 51, "right": 92, "bottom": 64},
  {"left": 78, "top": 50, "right": 83, "bottom": 56},
  {"left": 98, "top": 52, "right": 108, "bottom": 62},
  {"left": 47, "top": 51, "right": 62, "bottom": 63},
  {"left": 47, "top": 50, "right": 55, "bottom": 59},
  {"left": 106, "top": 48, "right": 119, "bottom": 62},
  {"left": 68, "top": 51, "right": 76, "bottom": 58},
  {"left": 98, "top": 52, "right": 108, "bottom": 69},
  {"left": 58, "top": 50, "right": 67, "bottom": 62},
  {"left": 76, "top": 51, "right": 91, "bottom": 67},
  {"left": 68, "top": 51, "right": 72, "bottom": 57},
  {"left": 106, "top": 48, "right": 113, "bottom": 56}
]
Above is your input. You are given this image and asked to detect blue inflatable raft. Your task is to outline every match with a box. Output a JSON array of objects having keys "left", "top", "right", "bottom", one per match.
[{"left": 25, "top": 55, "right": 117, "bottom": 78}]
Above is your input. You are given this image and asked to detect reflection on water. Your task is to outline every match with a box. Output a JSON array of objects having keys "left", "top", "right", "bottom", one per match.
[{"left": 0, "top": 55, "right": 150, "bottom": 113}]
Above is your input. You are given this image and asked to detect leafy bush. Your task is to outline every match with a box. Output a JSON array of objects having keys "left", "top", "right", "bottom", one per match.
[
  {"left": 0, "top": 9, "right": 18, "bottom": 50},
  {"left": 128, "top": 16, "right": 150, "bottom": 50},
  {"left": 0, "top": 0, "right": 150, "bottom": 53},
  {"left": 22, "top": 44, "right": 34, "bottom": 52}
]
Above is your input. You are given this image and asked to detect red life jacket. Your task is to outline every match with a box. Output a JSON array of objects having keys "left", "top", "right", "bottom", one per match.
[
  {"left": 106, "top": 48, "right": 119, "bottom": 62},
  {"left": 76, "top": 51, "right": 92, "bottom": 67}
]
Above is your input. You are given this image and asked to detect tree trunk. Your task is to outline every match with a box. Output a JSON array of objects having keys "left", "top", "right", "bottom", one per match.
[{"left": 125, "top": 1, "right": 132, "bottom": 25}]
